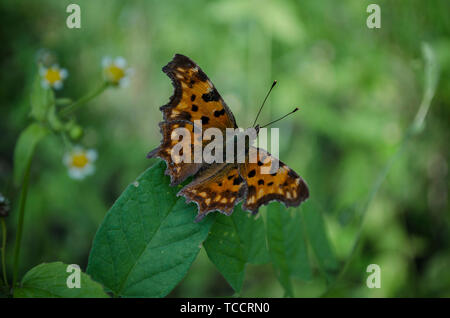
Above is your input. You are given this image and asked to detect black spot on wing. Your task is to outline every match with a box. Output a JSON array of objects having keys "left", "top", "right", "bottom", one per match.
[
  {"left": 233, "top": 175, "right": 243, "bottom": 185},
  {"left": 214, "top": 109, "right": 226, "bottom": 117},
  {"left": 201, "top": 116, "right": 210, "bottom": 125},
  {"left": 202, "top": 89, "right": 220, "bottom": 102}
]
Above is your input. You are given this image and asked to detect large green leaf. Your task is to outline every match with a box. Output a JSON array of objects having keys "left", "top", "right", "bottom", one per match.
[
  {"left": 14, "top": 262, "right": 108, "bottom": 298},
  {"left": 30, "top": 72, "right": 54, "bottom": 122},
  {"left": 13, "top": 123, "right": 50, "bottom": 186},
  {"left": 87, "top": 160, "right": 215, "bottom": 297},
  {"left": 203, "top": 204, "right": 269, "bottom": 292},
  {"left": 302, "top": 201, "right": 339, "bottom": 282},
  {"left": 266, "top": 203, "right": 311, "bottom": 296}
]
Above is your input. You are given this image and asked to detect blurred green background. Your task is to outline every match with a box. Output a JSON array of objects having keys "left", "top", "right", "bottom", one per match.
[{"left": 1, "top": 0, "right": 449, "bottom": 297}]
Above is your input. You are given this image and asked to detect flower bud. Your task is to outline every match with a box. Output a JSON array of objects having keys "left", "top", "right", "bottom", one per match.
[{"left": 69, "top": 125, "right": 84, "bottom": 141}]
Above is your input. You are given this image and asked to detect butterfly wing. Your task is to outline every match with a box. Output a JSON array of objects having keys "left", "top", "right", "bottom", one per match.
[
  {"left": 238, "top": 147, "right": 309, "bottom": 213},
  {"left": 147, "top": 120, "right": 204, "bottom": 185},
  {"left": 178, "top": 163, "right": 246, "bottom": 222},
  {"left": 149, "top": 54, "right": 237, "bottom": 185},
  {"left": 160, "top": 54, "right": 237, "bottom": 130}
]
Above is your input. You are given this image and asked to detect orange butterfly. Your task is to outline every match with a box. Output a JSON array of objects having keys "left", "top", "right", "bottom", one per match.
[{"left": 148, "top": 54, "right": 309, "bottom": 221}]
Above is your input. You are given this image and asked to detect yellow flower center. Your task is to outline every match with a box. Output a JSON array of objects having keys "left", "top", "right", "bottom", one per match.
[
  {"left": 45, "top": 68, "right": 62, "bottom": 84},
  {"left": 71, "top": 153, "right": 89, "bottom": 168},
  {"left": 105, "top": 65, "right": 125, "bottom": 83}
]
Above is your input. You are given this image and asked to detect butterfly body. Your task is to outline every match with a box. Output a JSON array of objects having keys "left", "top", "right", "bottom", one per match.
[{"left": 148, "top": 54, "right": 309, "bottom": 221}]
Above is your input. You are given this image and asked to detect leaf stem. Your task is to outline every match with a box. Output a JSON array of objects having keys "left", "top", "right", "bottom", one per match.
[
  {"left": 12, "top": 158, "right": 32, "bottom": 288},
  {"left": 59, "top": 81, "right": 109, "bottom": 117},
  {"left": 1, "top": 218, "right": 8, "bottom": 288}
]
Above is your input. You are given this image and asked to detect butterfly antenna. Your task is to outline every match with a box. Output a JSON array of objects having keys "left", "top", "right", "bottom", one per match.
[
  {"left": 260, "top": 107, "right": 299, "bottom": 128},
  {"left": 252, "top": 80, "right": 277, "bottom": 127}
]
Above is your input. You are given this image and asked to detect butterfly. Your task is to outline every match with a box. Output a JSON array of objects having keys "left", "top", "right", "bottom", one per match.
[{"left": 148, "top": 54, "right": 309, "bottom": 222}]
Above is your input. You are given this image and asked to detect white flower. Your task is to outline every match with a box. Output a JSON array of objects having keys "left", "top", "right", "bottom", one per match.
[
  {"left": 102, "top": 56, "right": 133, "bottom": 87},
  {"left": 63, "top": 146, "right": 97, "bottom": 180},
  {"left": 40, "top": 64, "right": 68, "bottom": 90}
]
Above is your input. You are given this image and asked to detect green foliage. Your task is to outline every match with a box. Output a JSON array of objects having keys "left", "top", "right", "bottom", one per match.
[
  {"left": 1, "top": 0, "right": 449, "bottom": 297},
  {"left": 14, "top": 262, "right": 108, "bottom": 298},
  {"left": 302, "top": 201, "right": 339, "bottom": 282},
  {"left": 266, "top": 203, "right": 311, "bottom": 296},
  {"left": 203, "top": 205, "right": 269, "bottom": 292},
  {"left": 86, "top": 160, "right": 215, "bottom": 297},
  {"left": 12, "top": 123, "right": 49, "bottom": 186}
]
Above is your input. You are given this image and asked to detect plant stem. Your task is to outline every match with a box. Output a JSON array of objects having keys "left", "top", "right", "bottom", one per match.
[
  {"left": 12, "top": 158, "right": 32, "bottom": 288},
  {"left": 1, "top": 218, "right": 8, "bottom": 288},
  {"left": 59, "top": 81, "right": 109, "bottom": 117}
]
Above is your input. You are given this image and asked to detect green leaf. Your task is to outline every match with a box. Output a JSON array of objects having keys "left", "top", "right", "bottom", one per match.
[
  {"left": 203, "top": 204, "right": 269, "bottom": 292},
  {"left": 30, "top": 72, "right": 54, "bottom": 121},
  {"left": 13, "top": 123, "right": 50, "bottom": 186},
  {"left": 86, "top": 160, "right": 215, "bottom": 297},
  {"left": 266, "top": 203, "right": 311, "bottom": 297},
  {"left": 302, "top": 201, "right": 339, "bottom": 282},
  {"left": 14, "top": 262, "right": 108, "bottom": 298}
]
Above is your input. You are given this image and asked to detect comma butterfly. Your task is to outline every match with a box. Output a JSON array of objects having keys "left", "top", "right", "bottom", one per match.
[{"left": 148, "top": 54, "right": 309, "bottom": 221}]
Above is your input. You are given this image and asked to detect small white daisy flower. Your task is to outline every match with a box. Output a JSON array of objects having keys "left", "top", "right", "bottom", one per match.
[
  {"left": 40, "top": 64, "right": 68, "bottom": 90},
  {"left": 63, "top": 146, "right": 97, "bottom": 180},
  {"left": 102, "top": 56, "right": 133, "bottom": 87}
]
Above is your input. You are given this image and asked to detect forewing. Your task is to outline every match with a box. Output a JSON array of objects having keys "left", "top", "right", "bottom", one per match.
[
  {"left": 161, "top": 54, "right": 237, "bottom": 130},
  {"left": 148, "top": 54, "right": 237, "bottom": 185}
]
